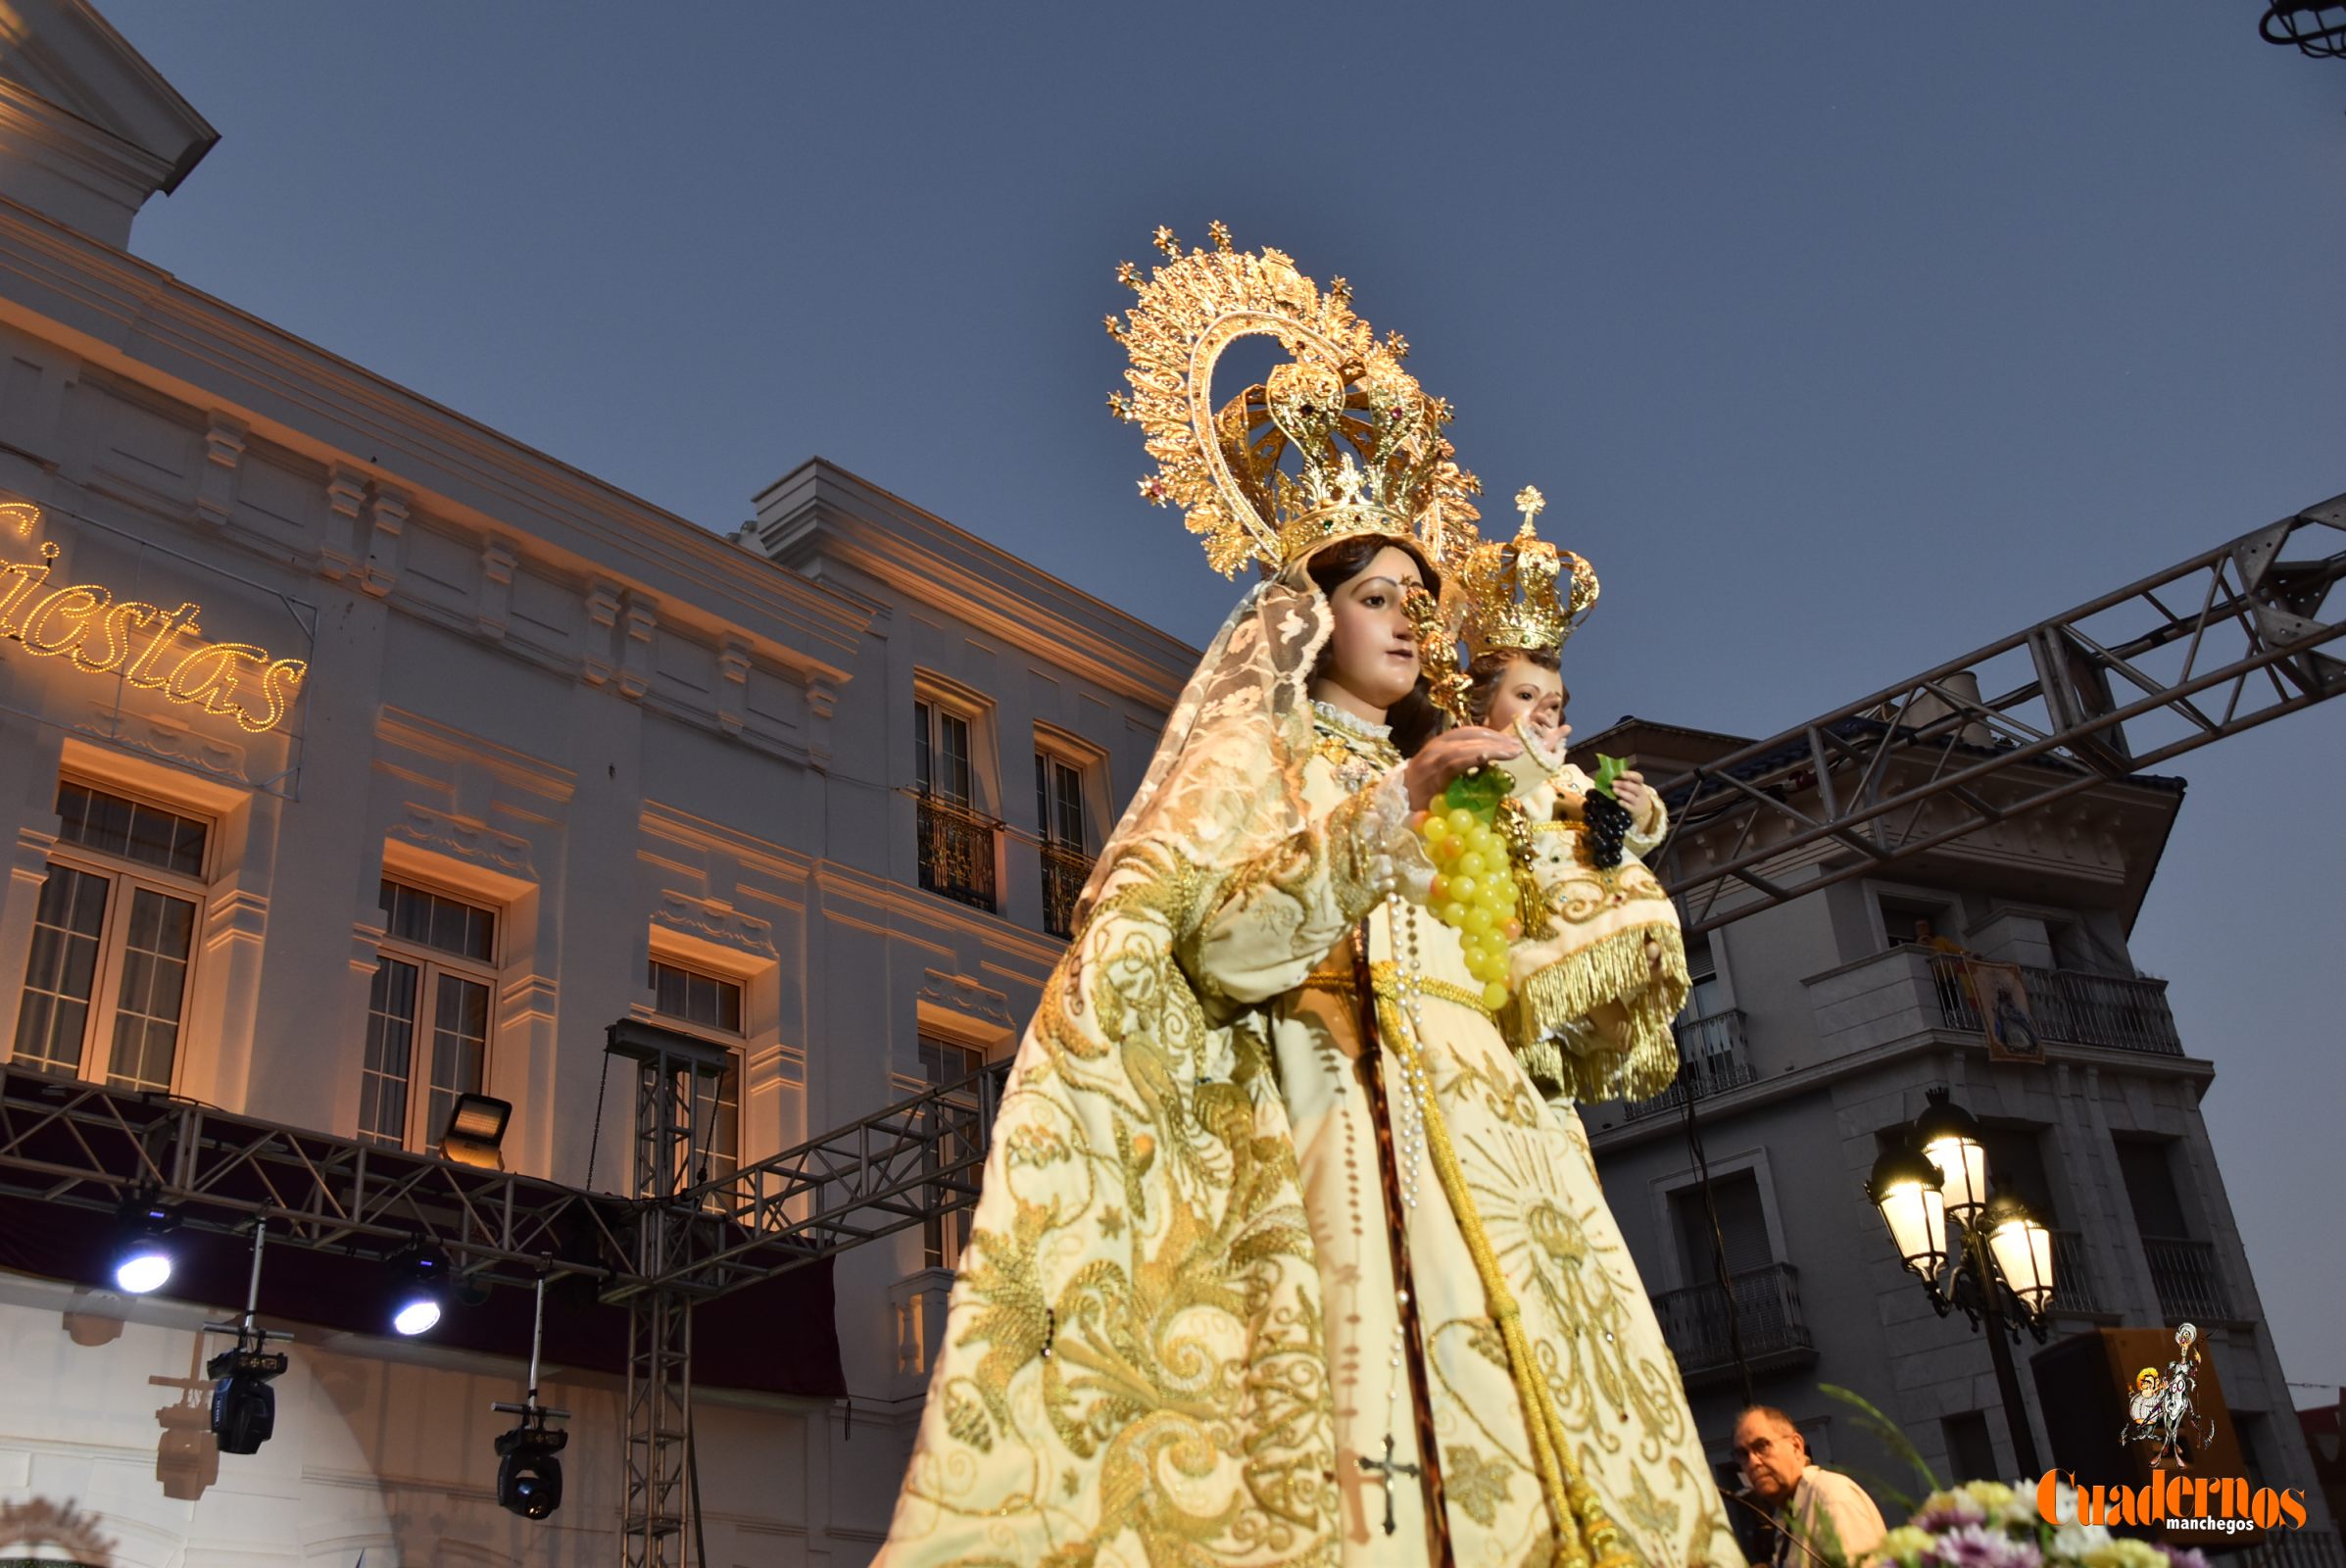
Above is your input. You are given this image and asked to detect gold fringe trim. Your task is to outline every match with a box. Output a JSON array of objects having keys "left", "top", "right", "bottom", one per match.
[
  {"left": 1371, "top": 988, "right": 1639, "bottom": 1568},
  {"left": 1513, "top": 923, "right": 1690, "bottom": 1103}
]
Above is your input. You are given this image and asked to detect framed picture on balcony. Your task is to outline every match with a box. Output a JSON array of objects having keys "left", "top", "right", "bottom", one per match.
[{"left": 1965, "top": 959, "right": 2044, "bottom": 1063}]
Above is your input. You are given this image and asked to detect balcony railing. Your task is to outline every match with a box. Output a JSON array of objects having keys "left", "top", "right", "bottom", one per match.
[
  {"left": 2240, "top": 1529, "right": 2345, "bottom": 1568},
  {"left": 2142, "top": 1234, "right": 2230, "bottom": 1322},
  {"left": 2047, "top": 1227, "right": 2103, "bottom": 1315},
  {"left": 1925, "top": 955, "right": 2182, "bottom": 1056},
  {"left": 1040, "top": 841, "right": 1093, "bottom": 940},
  {"left": 1621, "top": 1010, "right": 1757, "bottom": 1121},
  {"left": 916, "top": 792, "right": 999, "bottom": 913},
  {"left": 1653, "top": 1261, "right": 1815, "bottom": 1382}
]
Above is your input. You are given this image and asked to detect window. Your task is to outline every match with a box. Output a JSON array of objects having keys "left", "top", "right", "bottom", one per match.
[
  {"left": 12, "top": 780, "right": 209, "bottom": 1093},
  {"left": 914, "top": 697, "right": 997, "bottom": 911},
  {"left": 918, "top": 1037, "right": 986, "bottom": 1269},
  {"left": 1035, "top": 751, "right": 1091, "bottom": 940},
  {"left": 1942, "top": 1411, "right": 1999, "bottom": 1482},
  {"left": 649, "top": 956, "right": 743, "bottom": 1185},
  {"left": 1671, "top": 1169, "right": 1773, "bottom": 1286},
  {"left": 915, "top": 700, "right": 973, "bottom": 806},
  {"left": 1035, "top": 753, "right": 1086, "bottom": 850},
  {"left": 2113, "top": 1137, "right": 2190, "bottom": 1239},
  {"left": 361, "top": 879, "right": 497, "bottom": 1152},
  {"left": 1682, "top": 932, "right": 1724, "bottom": 1020},
  {"left": 1979, "top": 1125, "right": 2058, "bottom": 1224},
  {"left": 1881, "top": 897, "right": 1952, "bottom": 951}
]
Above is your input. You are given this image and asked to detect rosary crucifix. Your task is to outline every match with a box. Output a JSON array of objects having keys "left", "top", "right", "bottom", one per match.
[{"left": 1358, "top": 1432, "right": 1425, "bottom": 1536}]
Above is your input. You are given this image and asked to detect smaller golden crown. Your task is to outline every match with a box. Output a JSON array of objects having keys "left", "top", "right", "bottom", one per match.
[
  {"left": 1457, "top": 487, "right": 1600, "bottom": 658},
  {"left": 1108, "top": 224, "right": 1481, "bottom": 577}
]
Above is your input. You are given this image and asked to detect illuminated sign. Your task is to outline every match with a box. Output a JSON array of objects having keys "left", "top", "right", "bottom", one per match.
[{"left": 0, "top": 502, "right": 307, "bottom": 735}]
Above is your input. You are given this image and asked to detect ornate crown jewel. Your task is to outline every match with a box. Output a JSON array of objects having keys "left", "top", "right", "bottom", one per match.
[
  {"left": 1458, "top": 486, "right": 1600, "bottom": 657},
  {"left": 1107, "top": 223, "right": 1481, "bottom": 577}
]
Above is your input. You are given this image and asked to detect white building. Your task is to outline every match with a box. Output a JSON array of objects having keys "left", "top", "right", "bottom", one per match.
[
  {"left": 0, "top": 5, "right": 2333, "bottom": 1567},
  {"left": 0, "top": 3, "right": 1189, "bottom": 1562},
  {"left": 1572, "top": 715, "right": 2339, "bottom": 1562}
]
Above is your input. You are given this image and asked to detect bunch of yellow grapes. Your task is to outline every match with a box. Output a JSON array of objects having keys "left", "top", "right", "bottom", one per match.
[{"left": 1415, "top": 799, "right": 1523, "bottom": 1011}]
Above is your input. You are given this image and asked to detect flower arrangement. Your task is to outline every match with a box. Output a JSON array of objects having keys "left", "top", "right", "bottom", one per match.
[{"left": 1862, "top": 1480, "right": 2212, "bottom": 1568}]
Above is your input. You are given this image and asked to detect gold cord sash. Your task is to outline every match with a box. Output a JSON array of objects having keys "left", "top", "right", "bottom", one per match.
[{"left": 1363, "top": 961, "right": 1640, "bottom": 1568}]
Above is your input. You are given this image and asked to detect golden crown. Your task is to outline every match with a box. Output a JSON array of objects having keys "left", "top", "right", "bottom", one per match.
[
  {"left": 1107, "top": 223, "right": 1481, "bottom": 577},
  {"left": 1457, "top": 486, "right": 1600, "bottom": 657}
]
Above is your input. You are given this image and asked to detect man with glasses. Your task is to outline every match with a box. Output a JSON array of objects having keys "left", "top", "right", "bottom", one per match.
[{"left": 1731, "top": 1406, "right": 1887, "bottom": 1568}]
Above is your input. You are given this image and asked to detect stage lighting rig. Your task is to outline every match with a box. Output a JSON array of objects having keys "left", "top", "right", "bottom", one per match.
[
  {"left": 109, "top": 1190, "right": 179, "bottom": 1295},
  {"left": 387, "top": 1241, "right": 452, "bottom": 1336},
  {"left": 200, "top": 1220, "right": 292, "bottom": 1456},
  {"left": 490, "top": 1273, "right": 570, "bottom": 1520}
]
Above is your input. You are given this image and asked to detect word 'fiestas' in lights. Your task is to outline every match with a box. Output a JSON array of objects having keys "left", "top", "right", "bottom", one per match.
[{"left": 0, "top": 503, "right": 306, "bottom": 735}]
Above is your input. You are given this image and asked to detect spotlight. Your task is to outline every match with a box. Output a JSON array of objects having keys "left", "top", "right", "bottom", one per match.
[
  {"left": 202, "top": 1219, "right": 292, "bottom": 1457},
  {"left": 490, "top": 1273, "right": 570, "bottom": 1520},
  {"left": 439, "top": 1092, "right": 513, "bottom": 1169},
  {"left": 387, "top": 1243, "right": 451, "bottom": 1336},
  {"left": 110, "top": 1193, "right": 179, "bottom": 1295},
  {"left": 494, "top": 1416, "right": 569, "bottom": 1518},
  {"left": 206, "top": 1341, "right": 288, "bottom": 1454}
]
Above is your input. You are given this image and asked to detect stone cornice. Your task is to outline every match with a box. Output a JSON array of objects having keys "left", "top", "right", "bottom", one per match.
[
  {"left": 0, "top": 0, "right": 218, "bottom": 182},
  {"left": 1584, "top": 1029, "right": 2214, "bottom": 1155},
  {"left": 752, "top": 460, "right": 1197, "bottom": 711},
  {"left": 0, "top": 77, "right": 177, "bottom": 202},
  {"left": 809, "top": 856, "right": 1065, "bottom": 970},
  {"left": 0, "top": 197, "right": 873, "bottom": 683}
]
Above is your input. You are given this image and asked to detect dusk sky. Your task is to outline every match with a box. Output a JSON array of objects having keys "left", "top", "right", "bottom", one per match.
[{"left": 102, "top": 4, "right": 2343, "bottom": 1409}]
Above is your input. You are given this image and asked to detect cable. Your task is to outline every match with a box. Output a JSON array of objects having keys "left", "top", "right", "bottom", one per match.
[
  {"left": 584, "top": 1052, "right": 611, "bottom": 1194},
  {"left": 1683, "top": 1086, "right": 1756, "bottom": 1410},
  {"left": 1721, "top": 1486, "right": 1838, "bottom": 1568}
]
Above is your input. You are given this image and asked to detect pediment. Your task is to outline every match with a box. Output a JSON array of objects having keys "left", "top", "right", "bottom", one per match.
[{"left": 0, "top": 0, "right": 215, "bottom": 185}]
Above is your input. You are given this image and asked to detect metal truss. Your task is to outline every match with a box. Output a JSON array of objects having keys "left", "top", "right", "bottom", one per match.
[
  {"left": 1650, "top": 495, "right": 2346, "bottom": 933},
  {"left": 0, "top": 1062, "right": 634, "bottom": 1289},
  {"left": 660, "top": 1057, "right": 1010, "bottom": 1298},
  {"left": 606, "top": 1020, "right": 728, "bottom": 1566},
  {"left": 4, "top": 494, "right": 2340, "bottom": 1565}
]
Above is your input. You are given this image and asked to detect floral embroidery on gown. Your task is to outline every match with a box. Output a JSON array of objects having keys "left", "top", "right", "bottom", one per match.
[{"left": 874, "top": 589, "right": 1740, "bottom": 1566}]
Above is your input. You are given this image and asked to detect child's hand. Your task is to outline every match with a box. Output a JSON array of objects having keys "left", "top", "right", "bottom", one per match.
[{"left": 1612, "top": 770, "right": 1652, "bottom": 821}]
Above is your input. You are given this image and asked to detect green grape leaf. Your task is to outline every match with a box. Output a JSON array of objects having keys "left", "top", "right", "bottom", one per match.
[
  {"left": 1442, "top": 766, "right": 1507, "bottom": 819},
  {"left": 1588, "top": 754, "right": 1629, "bottom": 800}
]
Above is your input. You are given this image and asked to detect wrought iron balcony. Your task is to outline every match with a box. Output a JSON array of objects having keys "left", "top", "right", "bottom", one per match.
[
  {"left": 916, "top": 792, "right": 999, "bottom": 913},
  {"left": 2237, "top": 1528, "right": 2345, "bottom": 1568},
  {"left": 1621, "top": 1010, "right": 1757, "bottom": 1122},
  {"left": 2047, "top": 1228, "right": 2103, "bottom": 1315},
  {"left": 1653, "top": 1261, "right": 1816, "bottom": 1384},
  {"left": 1925, "top": 956, "right": 2182, "bottom": 1056},
  {"left": 2141, "top": 1234, "right": 2230, "bottom": 1322},
  {"left": 1039, "top": 841, "right": 1093, "bottom": 940}
]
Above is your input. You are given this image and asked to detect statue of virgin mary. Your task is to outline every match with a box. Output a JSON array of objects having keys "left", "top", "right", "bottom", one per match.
[{"left": 874, "top": 227, "right": 1742, "bottom": 1568}]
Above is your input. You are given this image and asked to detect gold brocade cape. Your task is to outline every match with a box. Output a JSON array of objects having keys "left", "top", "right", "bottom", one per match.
[
  {"left": 875, "top": 570, "right": 1740, "bottom": 1567},
  {"left": 877, "top": 574, "right": 1349, "bottom": 1564}
]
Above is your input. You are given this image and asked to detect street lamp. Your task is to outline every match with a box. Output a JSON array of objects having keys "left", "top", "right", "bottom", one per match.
[
  {"left": 1866, "top": 1087, "right": 2053, "bottom": 1475},
  {"left": 1865, "top": 1140, "right": 1947, "bottom": 1285}
]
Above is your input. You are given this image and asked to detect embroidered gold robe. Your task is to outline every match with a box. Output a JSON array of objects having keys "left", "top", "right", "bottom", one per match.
[
  {"left": 876, "top": 700, "right": 1737, "bottom": 1567},
  {"left": 1508, "top": 765, "right": 1691, "bottom": 1106}
]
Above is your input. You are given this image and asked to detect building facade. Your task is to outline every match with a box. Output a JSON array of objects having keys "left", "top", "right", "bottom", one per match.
[
  {"left": 1572, "top": 717, "right": 2339, "bottom": 1559},
  {"left": 0, "top": 4, "right": 1188, "bottom": 1562},
  {"left": 0, "top": 4, "right": 2334, "bottom": 1567}
]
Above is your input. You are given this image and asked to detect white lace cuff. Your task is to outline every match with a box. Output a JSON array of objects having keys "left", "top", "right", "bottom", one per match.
[{"left": 1361, "top": 765, "right": 1436, "bottom": 906}]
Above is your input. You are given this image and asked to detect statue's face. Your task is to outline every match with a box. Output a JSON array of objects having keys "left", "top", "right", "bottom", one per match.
[
  {"left": 1482, "top": 657, "right": 1566, "bottom": 740},
  {"left": 1318, "top": 544, "right": 1427, "bottom": 715}
]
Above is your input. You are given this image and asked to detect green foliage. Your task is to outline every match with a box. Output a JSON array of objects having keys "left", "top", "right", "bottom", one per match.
[
  {"left": 1819, "top": 1383, "right": 1943, "bottom": 1521},
  {"left": 1588, "top": 753, "right": 1629, "bottom": 799}
]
